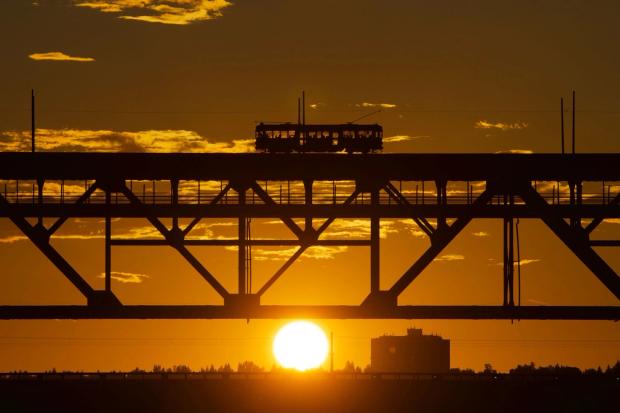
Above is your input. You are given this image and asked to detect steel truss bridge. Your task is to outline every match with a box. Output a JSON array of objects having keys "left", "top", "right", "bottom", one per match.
[{"left": 0, "top": 153, "right": 618, "bottom": 320}]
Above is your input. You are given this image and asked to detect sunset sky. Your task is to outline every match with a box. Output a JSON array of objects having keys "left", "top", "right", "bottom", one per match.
[{"left": 0, "top": 0, "right": 619, "bottom": 373}]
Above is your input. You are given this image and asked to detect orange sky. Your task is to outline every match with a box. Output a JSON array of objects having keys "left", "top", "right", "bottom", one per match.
[{"left": 0, "top": 0, "right": 619, "bottom": 372}]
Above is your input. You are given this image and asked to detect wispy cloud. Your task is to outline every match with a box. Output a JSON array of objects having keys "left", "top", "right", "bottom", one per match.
[
  {"left": 527, "top": 298, "right": 550, "bottom": 306},
  {"left": 491, "top": 258, "right": 541, "bottom": 266},
  {"left": 29, "top": 52, "right": 95, "bottom": 62},
  {"left": 517, "top": 259, "right": 541, "bottom": 266},
  {"left": 356, "top": 102, "right": 396, "bottom": 109},
  {"left": 383, "top": 135, "right": 430, "bottom": 143},
  {"left": 0, "top": 129, "right": 254, "bottom": 153},
  {"left": 0, "top": 235, "right": 28, "bottom": 244},
  {"left": 475, "top": 120, "right": 528, "bottom": 131},
  {"left": 472, "top": 231, "right": 489, "bottom": 237},
  {"left": 226, "top": 246, "right": 349, "bottom": 261},
  {"left": 0, "top": 224, "right": 165, "bottom": 244},
  {"left": 434, "top": 254, "right": 465, "bottom": 262},
  {"left": 320, "top": 219, "right": 426, "bottom": 240},
  {"left": 98, "top": 271, "right": 149, "bottom": 283},
  {"left": 495, "top": 149, "right": 533, "bottom": 154},
  {"left": 74, "top": 0, "right": 232, "bottom": 25}
]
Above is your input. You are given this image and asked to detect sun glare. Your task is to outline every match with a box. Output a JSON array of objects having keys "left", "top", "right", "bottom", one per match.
[{"left": 273, "top": 321, "right": 329, "bottom": 371}]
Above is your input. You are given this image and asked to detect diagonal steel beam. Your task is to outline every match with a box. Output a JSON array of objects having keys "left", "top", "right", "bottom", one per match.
[
  {"left": 256, "top": 190, "right": 360, "bottom": 297},
  {"left": 384, "top": 181, "right": 435, "bottom": 237},
  {"left": 250, "top": 182, "right": 304, "bottom": 239},
  {"left": 520, "top": 185, "right": 620, "bottom": 300},
  {"left": 585, "top": 193, "right": 620, "bottom": 234},
  {"left": 47, "top": 182, "right": 99, "bottom": 236},
  {"left": 0, "top": 194, "right": 94, "bottom": 300},
  {"left": 119, "top": 185, "right": 229, "bottom": 298},
  {"left": 389, "top": 189, "right": 493, "bottom": 297}
]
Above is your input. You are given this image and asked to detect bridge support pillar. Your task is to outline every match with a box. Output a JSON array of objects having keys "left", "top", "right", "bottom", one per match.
[
  {"left": 502, "top": 195, "right": 515, "bottom": 307},
  {"left": 238, "top": 187, "right": 247, "bottom": 294},
  {"left": 370, "top": 188, "right": 380, "bottom": 293}
]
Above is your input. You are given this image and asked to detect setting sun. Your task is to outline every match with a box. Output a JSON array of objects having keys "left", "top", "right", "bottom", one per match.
[{"left": 273, "top": 321, "right": 329, "bottom": 371}]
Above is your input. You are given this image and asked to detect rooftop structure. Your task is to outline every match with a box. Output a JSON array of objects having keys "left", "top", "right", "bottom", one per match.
[{"left": 371, "top": 328, "right": 450, "bottom": 373}]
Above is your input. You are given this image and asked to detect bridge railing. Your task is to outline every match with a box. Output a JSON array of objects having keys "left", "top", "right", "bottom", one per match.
[{"left": 0, "top": 179, "right": 617, "bottom": 207}]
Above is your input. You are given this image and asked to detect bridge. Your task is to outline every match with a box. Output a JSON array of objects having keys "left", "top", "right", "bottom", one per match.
[{"left": 0, "top": 152, "right": 618, "bottom": 320}]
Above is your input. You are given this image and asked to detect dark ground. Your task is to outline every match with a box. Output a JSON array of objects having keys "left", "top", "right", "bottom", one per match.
[{"left": 0, "top": 373, "right": 617, "bottom": 413}]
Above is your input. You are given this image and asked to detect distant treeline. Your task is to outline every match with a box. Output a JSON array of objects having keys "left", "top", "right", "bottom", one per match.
[
  {"left": 23, "top": 360, "right": 620, "bottom": 375},
  {"left": 451, "top": 361, "right": 620, "bottom": 376}
]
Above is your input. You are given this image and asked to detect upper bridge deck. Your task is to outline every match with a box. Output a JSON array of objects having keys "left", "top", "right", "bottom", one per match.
[{"left": 0, "top": 152, "right": 618, "bottom": 181}]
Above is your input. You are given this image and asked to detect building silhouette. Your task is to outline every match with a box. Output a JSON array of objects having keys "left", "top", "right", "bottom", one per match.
[{"left": 370, "top": 328, "right": 450, "bottom": 373}]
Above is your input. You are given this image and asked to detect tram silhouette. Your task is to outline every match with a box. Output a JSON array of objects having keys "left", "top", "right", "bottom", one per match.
[{"left": 255, "top": 92, "right": 383, "bottom": 153}]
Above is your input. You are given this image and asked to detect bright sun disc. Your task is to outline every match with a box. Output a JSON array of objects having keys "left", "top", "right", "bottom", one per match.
[{"left": 273, "top": 321, "right": 329, "bottom": 371}]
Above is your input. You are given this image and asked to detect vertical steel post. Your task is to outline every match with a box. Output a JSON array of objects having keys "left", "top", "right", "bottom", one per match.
[
  {"left": 105, "top": 189, "right": 112, "bottom": 292},
  {"left": 370, "top": 188, "right": 380, "bottom": 293},
  {"left": 37, "top": 179, "right": 44, "bottom": 227},
  {"left": 503, "top": 195, "right": 515, "bottom": 306},
  {"left": 31, "top": 90, "right": 35, "bottom": 153},
  {"left": 508, "top": 215, "right": 514, "bottom": 306},
  {"left": 171, "top": 179, "right": 179, "bottom": 230},
  {"left": 238, "top": 187, "right": 246, "bottom": 294},
  {"left": 576, "top": 181, "right": 583, "bottom": 227},
  {"left": 569, "top": 181, "right": 576, "bottom": 227},
  {"left": 503, "top": 214, "right": 508, "bottom": 306},
  {"left": 436, "top": 180, "right": 446, "bottom": 229}
]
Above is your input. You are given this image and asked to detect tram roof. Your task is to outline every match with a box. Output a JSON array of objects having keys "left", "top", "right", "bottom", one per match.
[{"left": 256, "top": 123, "right": 382, "bottom": 131}]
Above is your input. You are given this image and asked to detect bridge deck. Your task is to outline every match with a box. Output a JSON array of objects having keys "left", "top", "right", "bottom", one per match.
[{"left": 0, "top": 153, "right": 619, "bottom": 181}]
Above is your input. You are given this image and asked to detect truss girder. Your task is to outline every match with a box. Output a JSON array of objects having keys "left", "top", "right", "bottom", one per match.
[{"left": 0, "top": 153, "right": 618, "bottom": 319}]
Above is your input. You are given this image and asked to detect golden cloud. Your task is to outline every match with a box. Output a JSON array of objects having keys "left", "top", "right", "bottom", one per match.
[
  {"left": 224, "top": 245, "right": 348, "bottom": 261},
  {"left": 491, "top": 258, "right": 541, "bottom": 266},
  {"left": 494, "top": 149, "right": 534, "bottom": 154},
  {"left": 357, "top": 102, "right": 396, "bottom": 109},
  {"left": 320, "top": 219, "right": 426, "bottom": 240},
  {"left": 518, "top": 259, "right": 541, "bottom": 266},
  {"left": 383, "top": 135, "right": 430, "bottom": 143},
  {"left": 0, "top": 235, "right": 28, "bottom": 244},
  {"left": 74, "top": 0, "right": 232, "bottom": 25},
  {"left": 475, "top": 120, "right": 528, "bottom": 131},
  {"left": 434, "top": 254, "right": 465, "bottom": 262},
  {"left": 98, "top": 271, "right": 149, "bottom": 283},
  {"left": 29, "top": 52, "right": 95, "bottom": 62},
  {"left": 472, "top": 231, "right": 489, "bottom": 237},
  {"left": 0, "top": 129, "right": 254, "bottom": 153}
]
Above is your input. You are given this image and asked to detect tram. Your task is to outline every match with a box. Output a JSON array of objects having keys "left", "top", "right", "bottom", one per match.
[{"left": 255, "top": 122, "right": 383, "bottom": 153}]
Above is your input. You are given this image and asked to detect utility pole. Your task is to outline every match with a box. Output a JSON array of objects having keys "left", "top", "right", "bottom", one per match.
[
  {"left": 302, "top": 91, "right": 306, "bottom": 126},
  {"left": 572, "top": 90, "right": 575, "bottom": 154},
  {"left": 560, "top": 97, "right": 564, "bottom": 154},
  {"left": 330, "top": 331, "right": 334, "bottom": 373}
]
